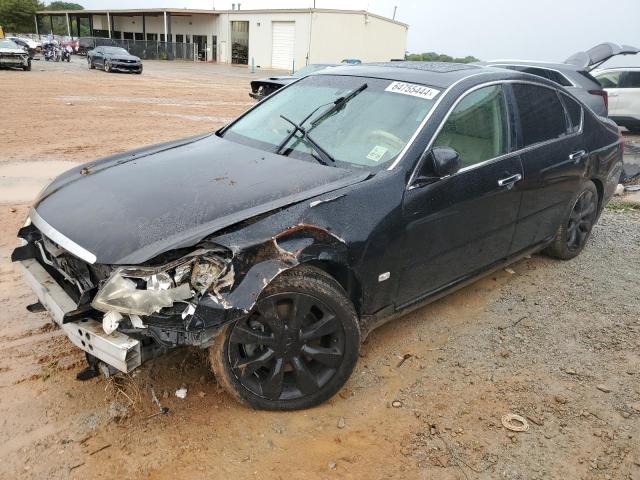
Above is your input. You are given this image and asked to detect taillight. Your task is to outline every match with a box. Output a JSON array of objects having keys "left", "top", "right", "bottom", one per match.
[{"left": 589, "top": 89, "right": 608, "bottom": 112}]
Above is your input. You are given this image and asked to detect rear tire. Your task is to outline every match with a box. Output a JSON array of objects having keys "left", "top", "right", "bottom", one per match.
[
  {"left": 88, "top": 58, "right": 95, "bottom": 69},
  {"left": 210, "top": 267, "right": 360, "bottom": 410},
  {"left": 544, "top": 181, "right": 599, "bottom": 260}
]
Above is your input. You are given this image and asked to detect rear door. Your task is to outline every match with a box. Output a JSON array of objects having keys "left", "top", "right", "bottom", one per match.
[
  {"left": 617, "top": 71, "right": 640, "bottom": 126},
  {"left": 398, "top": 84, "right": 523, "bottom": 306},
  {"left": 509, "top": 83, "right": 586, "bottom": 253}
]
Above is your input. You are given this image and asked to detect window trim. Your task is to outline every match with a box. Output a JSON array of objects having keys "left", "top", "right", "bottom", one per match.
[{"left": 407, "top": 79, "right": 584, "bottom": 190}]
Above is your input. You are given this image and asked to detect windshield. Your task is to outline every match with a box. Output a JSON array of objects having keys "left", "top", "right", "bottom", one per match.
[
  {"left": 292, "top": 64, "right": 334, "bottom": 78},
  {"left": 0, "top": 39, "right": 20, "bottom": 49},
  {"left": 222, "top": 75, "right": 439, "bottom": 168},
  {"left": 103, "top": 47, "right": 129, "bottom": 55}
]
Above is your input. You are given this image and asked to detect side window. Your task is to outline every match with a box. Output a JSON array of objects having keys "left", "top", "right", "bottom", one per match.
[
  {"left": 595, "top": 71, "right": 621, "bottom": 88},
  {"left": 512, "top": 84, "right": 567, "bottom": 147},
  {"left": 433, "top": 85, "right": 509, "bottom": 169},
  {"left": 620, "top": 71, "right": 640, "bottom": 88},
  {"left": 560, "top": 94, "right": 582, "bottom": 134}
]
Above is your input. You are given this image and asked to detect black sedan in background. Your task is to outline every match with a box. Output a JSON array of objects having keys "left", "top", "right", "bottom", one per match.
[
  {"left": 249, "top": 63, "right": 337, "bottom": 99},
  {"left": 88, "top": 46, "right": 142, "bottom": 74},
  {"left": 13, "top": 62, "right": 622, "bottom": 411}
]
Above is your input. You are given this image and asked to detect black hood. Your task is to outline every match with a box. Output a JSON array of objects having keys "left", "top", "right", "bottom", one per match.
[{"left": 33, "top": 134, "right": 368, "bottom": 265}]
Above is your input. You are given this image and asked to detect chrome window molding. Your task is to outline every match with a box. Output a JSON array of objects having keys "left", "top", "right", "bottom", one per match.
[
  {"left": 386, "top": 71, "right": 488, "bottom": 170},
  {"left": 406, "top": 79, "right": 585, "bottom": 190},
  {"left": 29, "top": 208, "right": 97, "bottom": 264},
  {"left": 487, "top": 63, "right": 577, "bottom": 87}
]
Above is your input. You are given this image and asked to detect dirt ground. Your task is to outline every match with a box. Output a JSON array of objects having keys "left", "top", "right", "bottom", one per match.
[{"left": 1, "top": 57, "right": 639, "bottom": 480}]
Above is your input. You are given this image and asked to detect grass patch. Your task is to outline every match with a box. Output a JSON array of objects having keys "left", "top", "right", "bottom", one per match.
[{"left": 607, "top": 201, "right": 640, "bottom": 212}]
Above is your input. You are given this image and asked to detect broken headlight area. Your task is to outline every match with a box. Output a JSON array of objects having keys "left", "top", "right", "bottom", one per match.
[{"left": 91, "top": 250, "right": 234, "bottom": 334}]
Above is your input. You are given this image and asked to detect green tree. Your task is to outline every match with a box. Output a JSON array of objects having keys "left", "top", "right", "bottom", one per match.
[
  {"left": 0, "top": 0, "right": 44, "bottom": 33},
  {"left": 405, "top": 51, "right": 480, "bottom": 63},
  {"left": 44, "top": 1, "right": 83, "bottom": 10}
]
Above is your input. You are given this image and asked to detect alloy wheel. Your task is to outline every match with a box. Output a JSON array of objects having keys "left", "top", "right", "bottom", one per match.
[
  {"left": 566, "top": 189, "right": 596, "bottom": 251},
  {"left": 227, "top": 292, "right": 346, "bottom": 401}
]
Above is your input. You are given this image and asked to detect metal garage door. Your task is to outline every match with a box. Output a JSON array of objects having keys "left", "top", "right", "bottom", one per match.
[{"left": 271, "top": 22, "right": 295, "bottom": 70}]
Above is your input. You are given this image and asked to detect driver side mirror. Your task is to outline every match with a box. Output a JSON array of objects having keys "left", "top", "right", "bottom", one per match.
[
  {"left": 431, "top": 146, "right": 462, "bottom": 177},
  {"left": 412, "top": 146, "right": 462, "bottom": 188}
]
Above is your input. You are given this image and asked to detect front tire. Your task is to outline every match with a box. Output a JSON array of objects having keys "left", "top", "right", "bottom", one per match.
[
  {"left": 23, "top": 60, "right": 31, "bottom": 71},
  {"left": 210, "top": 267, "right": 360, "bottom": 410},
  {"left": 88, "top": 57, "right": 95, "bottom": 69},
  {"left": 104, "top": 60, "right": 112, "bottom": 73},
  {"left": 544, "top": 181, "right": 598, "bottom": 260}
]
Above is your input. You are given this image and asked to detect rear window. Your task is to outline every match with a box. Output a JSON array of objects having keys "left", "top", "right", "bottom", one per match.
[{"left": 512, "top": 84, "right": 567, "bottom": 147}]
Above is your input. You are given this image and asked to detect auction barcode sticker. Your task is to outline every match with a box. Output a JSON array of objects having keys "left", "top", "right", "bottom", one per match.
[{"left": 385, "top": 82, "right": 440, "bottom": 100}]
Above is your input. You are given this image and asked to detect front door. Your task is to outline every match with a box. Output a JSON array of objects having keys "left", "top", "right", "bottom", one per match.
[{"left": 398, "top": 84, "right": 523, "bottom": 307}]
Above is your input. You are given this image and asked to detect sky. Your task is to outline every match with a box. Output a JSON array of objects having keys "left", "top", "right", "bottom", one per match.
[{"left": 63, "top": 0, "right": 640, "bottom": 64}]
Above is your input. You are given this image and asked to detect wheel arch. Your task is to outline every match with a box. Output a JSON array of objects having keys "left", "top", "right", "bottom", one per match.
[
  {"left": 590, "top": 177, "right": 604, "bottom": 211},
  {"left": 303, "top": 260, "right": 363, "bottom": 316}
]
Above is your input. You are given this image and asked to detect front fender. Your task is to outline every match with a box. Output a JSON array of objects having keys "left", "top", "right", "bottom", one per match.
[{"left": 216, "top": 223, "right": 346, "bottom": 311}]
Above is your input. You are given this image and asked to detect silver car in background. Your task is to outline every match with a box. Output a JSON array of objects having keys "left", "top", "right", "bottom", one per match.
[{"left": 481, "top": 43, "right": 639, "bottom": 117}]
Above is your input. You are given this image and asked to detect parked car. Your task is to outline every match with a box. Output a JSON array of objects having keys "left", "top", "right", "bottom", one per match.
[
  {"left": 341, "top": 58, "right": 362, "bottom": 64},
  {"left": 88, "top": 46, "right": 142, "bottom": 74},
  {"left": 482, "top": 42, "right": 639, "bottom": 117},
  {"left": 77, "top": 37, "right": 95, "bottom": 56},
  {"left": 60, "top": 39, "right": 79, "bottom": 54},
  {"left": 13, "top": 62, "right": 623, "bottom": 410},
  {"left": 0, "top": 38, "right": 31, "bottom": 71},
  {"left": 6, "top": 36, "right": 40, "bottom": 57},
  {"left": 592, "top": 67, "right": 640, "bottom": 132},
  {"left": 249, "top": 64, "right": 338, "bottom": 100}
]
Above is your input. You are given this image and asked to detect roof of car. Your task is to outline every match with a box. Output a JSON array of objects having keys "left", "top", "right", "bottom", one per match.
[{"left": 315, "top": 61, "right": 521, "bottom": 88}]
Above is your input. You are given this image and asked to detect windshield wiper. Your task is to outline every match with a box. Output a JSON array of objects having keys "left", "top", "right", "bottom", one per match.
[
  {"left": 277, "top": 115, "right": 335, "bottom": 164},
  {"left": 274, "top": 83, "right": 367, "bottom": 163},
  {"left": 309, "top": 82, "right": 368, "bottom": 127}
]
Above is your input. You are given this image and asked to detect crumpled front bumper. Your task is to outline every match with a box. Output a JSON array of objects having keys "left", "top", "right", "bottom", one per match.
[{"left": 18, "top": 258, "right": 142, "bottom": 373}]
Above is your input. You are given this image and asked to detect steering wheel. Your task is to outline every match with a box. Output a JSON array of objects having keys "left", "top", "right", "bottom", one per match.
[{"left": 366, "top": 130, "right": 405, "bottom": 150}]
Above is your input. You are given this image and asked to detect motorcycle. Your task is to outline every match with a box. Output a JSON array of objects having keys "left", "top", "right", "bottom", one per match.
[
  {"left": 43, "top": 42, "right": 61, "bottom": 62},
  {"left": 61, "top": 45, "right": 72, "bottom": 62}
]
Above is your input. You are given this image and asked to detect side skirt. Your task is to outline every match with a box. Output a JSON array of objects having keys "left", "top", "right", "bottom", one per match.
[{"left": 359, "top": 237, "right": 554, "bottom": 339}]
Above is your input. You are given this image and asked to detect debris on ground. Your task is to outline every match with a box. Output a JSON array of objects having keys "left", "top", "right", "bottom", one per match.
[
  {"left": 107, "top": 400, "right": 130, "bottom": 423},
  {"left": 501, "top": 414, "right": 530, "bottom": 432},
  {"left": 391, "top": 400, "right": 403, "bottom": 408},
  {"left": 175, "top": 388, "right": 188, "bottom": 399},
  {"left": 337, "top": 417, "right": 346, "bottom": 429}
]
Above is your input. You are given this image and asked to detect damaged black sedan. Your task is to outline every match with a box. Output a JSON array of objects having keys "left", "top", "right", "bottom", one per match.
[{"left": 13, "top": 62, "right": 623, "bottom": 410}]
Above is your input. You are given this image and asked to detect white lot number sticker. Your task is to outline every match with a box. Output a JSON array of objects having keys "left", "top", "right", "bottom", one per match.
[
  {"left": 385, "top": 82, "right": 440, "bottom": 100},
  {"left": 366, "top": 145, "right": 388, "bottom": 162}
]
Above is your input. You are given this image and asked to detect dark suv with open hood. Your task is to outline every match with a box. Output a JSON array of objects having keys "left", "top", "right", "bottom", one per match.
[{"left": 13, "top": 62, "right": 623, "bottom": 410}]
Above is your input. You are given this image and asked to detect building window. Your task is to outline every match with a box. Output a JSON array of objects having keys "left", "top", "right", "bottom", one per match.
[{"left": 176, "top": 34, "right": 184, "bottom": 43}]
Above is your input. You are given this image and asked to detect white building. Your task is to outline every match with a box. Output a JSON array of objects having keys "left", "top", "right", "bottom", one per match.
[{"left": 36, "top": 8, "right": 408, "bottom": 69}]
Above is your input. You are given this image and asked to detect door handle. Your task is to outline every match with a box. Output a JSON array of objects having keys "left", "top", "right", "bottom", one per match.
[
  {"left": 497, "top": 173, "right": 522, "bottom": 188},
  {"left": 569, "top": 150, "right": 587, "bottom": 164}
]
